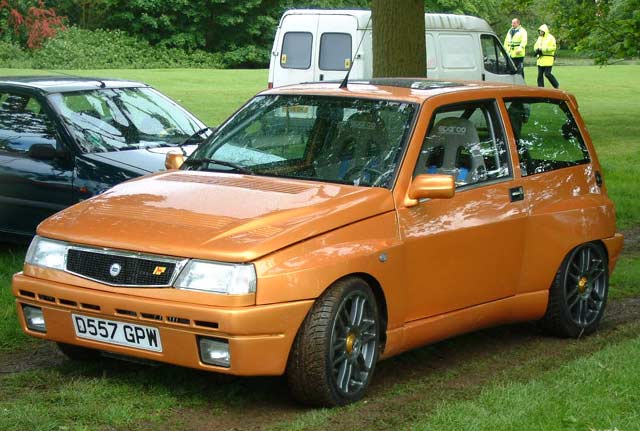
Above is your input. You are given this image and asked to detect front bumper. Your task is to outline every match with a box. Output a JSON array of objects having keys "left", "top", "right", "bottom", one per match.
[{"left": 13, "top": 272, "right": 312, "bottom": 376}]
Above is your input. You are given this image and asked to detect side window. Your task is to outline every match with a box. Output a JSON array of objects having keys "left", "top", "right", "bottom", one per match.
[
  {"left": 481, "top": 35, "right": 513, "bottom": 75},
  {"left": 505, "top": 98, "right": 590, "bottom": 176},
  {"left": 319, "top": 33, "right": 352, "bottom": 71},
  {"left": 414, "top": 101, "right": 510, "bottom": 188},
  {"left": 0, "top": 92, "right": 58, "bottom": 154},
  {"left": 281, "top": 32, "right": 313, "bottom": 70}
]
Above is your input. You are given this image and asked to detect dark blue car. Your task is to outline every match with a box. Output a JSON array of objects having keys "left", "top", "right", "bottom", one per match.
[{"left": 0, "top": 76, "right": 210, "bottom": 240}]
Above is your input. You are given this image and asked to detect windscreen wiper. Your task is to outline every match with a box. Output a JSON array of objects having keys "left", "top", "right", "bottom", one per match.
[
  {"left": 177, "top": 127, "right": 213, "bottom": 148},
  {"left": 182, "top": 157, "right": 253, "bottom": 175}
]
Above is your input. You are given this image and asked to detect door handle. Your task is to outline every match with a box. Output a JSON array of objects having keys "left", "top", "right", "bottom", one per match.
[
  {"left": 319, "top": 74, "right": 324, "bottom": 81},
  {"left": 595, "top": 171, "right": 603, "bottom": 187},
  {"left": 509, "top": 186, "right": 524, "bottom": 202}
]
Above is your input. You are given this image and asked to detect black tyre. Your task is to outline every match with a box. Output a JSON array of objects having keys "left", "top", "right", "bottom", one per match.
[
  {"left": 287, "top": 277, "right": 380, "bottom": 406},
  {"left": 541, "top": 242, "right": 609, "bottom": 338},
  {"left": 57, "top": 342, "right": 100, "bottom": 361}
]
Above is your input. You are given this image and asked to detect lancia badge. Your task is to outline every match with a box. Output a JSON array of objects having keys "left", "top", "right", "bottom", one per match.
[{"left": 109, "top": 263, "right": 122, "bottom": 277}]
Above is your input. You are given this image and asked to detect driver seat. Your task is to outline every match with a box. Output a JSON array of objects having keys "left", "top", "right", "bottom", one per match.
[
  {"left": 332, "top": 111, "right": 388, "bottom": 180},
  {"left": 417, "top": 117, "right": 486, "bottom": 185}
]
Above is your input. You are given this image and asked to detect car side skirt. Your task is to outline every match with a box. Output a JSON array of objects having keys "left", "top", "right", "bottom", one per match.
[{"left": 381, "top": 290, "right": 548, "bottom": 359}]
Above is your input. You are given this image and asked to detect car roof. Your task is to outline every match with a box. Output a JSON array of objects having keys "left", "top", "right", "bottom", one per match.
[
  {"left": 262, "top": 78, "right": 569, "bottom": 103},
  {"left": 0, "top": 76, "right": 148, "bottom": 94}
]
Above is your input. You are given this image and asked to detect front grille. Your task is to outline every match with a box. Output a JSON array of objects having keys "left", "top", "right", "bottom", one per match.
[{"left": 66, "top": 249, "right": 178, "bottom": 287}]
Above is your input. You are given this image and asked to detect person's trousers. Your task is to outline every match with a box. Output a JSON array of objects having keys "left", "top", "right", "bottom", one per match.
[
  {"left": 512, "top": 57, "right": 524, "bottom": 78},
  {"left": 537, "top": 65, "right": 559, "bottom": 88}
]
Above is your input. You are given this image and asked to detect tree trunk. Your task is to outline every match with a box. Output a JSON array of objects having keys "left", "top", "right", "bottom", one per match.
[{"left": 371, "top": 0, "right": 426, "bottom": 78}]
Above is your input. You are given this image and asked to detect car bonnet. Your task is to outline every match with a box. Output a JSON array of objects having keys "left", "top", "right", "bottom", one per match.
[{"left": 37, "top": 170, "right": 395, "bottom": 262}]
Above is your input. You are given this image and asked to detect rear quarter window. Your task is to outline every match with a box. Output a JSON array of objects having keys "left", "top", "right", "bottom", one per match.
[
  {"left": 505, "top": 98, "right": 590, "bottom": 176},
  {"left": 281, "top": 32, "right": 313, "bottom": 70}
]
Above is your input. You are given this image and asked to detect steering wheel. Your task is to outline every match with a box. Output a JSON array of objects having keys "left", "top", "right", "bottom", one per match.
[
  {"left": 344, "top": 166, "right": 384, "bottom": 186},
  {"left": 371, "top": 168, "right": 395, "bottom": 187}
]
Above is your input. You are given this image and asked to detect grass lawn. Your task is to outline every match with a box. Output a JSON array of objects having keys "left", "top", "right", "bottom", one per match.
[{"left": 0, "top": 66, "right": 638, "bottom": 430}]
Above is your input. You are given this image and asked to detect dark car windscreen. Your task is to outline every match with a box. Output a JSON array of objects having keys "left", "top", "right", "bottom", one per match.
[
  {"left": 187, "top": 95, "right": 417, "bottom": 188},
  {"left": 48, "top": 87, "right": 205, "bottom": 153}
]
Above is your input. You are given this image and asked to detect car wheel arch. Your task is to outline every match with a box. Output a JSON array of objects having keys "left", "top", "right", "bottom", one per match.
[{"left": 302, "top": 272, "right": 389, "bottom": 355}]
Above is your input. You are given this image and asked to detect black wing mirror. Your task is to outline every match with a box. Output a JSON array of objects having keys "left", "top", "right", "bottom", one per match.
[{"left": 28, "top": 143, "right": 57, "bottom": 160}]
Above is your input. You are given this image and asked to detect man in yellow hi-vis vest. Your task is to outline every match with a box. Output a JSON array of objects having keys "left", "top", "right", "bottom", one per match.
[
  {"left": 504, "top": 18, "right": 527, "bottom": 78},
  {"left": 534, "top": 24, "right": 559, "bottom": 88}
]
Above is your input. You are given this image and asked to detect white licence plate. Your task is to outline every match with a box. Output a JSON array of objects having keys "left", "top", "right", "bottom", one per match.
[{"left": 72, "top": 314, "right": 163, "bottom": 352}]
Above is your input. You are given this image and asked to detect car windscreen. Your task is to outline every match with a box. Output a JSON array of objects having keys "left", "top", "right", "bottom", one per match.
[
  {"left": 48, "top": 87, "right": 205, "bottom": 153},
  {"left": 187, "top": 95, "right": 417, "bottom": 188}
]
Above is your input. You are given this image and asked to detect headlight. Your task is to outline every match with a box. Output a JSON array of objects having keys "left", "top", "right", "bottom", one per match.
[
  {"left": 25, "top": 236, "right": 69, "bottom": 271},
  {"left": 174, "top": 260, "right": 256, "bottom": 295}
]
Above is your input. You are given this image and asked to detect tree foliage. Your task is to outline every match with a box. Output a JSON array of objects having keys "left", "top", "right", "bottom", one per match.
[
  {"left": 1, "top": 0, "right": 637, "bottom": 68},
  {"left": 548, "top": 0, "right": 640, "bottom": 64},
  {"left": 0, "top": 0, "right": 66, "bottom": 48}
]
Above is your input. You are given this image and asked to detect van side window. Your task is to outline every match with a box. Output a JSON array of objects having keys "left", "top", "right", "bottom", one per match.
[
  {"left": 281, "top": 32, "right": 313, "bottom": 70},
  {"left": 414, "top": 101, "right": 511, "bottom": 188},
  {"left": 319, "top": 33, "right": 352, "bottom": 71},
  {"left": 505, "top": 98, "right": 590, "bottom": 176},
  {"left": 440, "top": 34, "right": 476, "bottom": 69},
  {"left": 481, "top": 35, "right": 513, "bottom": 75}
]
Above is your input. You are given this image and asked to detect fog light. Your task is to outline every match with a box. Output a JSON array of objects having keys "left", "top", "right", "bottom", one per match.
[
  {"left": 198, "top": 337, "right": 230, "bottom": 367},
  {"left": 22, "top": 305, "right": 46, "bottom": 333}
]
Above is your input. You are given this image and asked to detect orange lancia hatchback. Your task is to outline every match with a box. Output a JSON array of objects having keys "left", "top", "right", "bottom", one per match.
[{"left": 13, "top": 79, "right": 623, "bottom": 406}]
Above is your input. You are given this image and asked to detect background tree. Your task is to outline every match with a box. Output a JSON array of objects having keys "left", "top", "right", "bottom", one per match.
[
  {"left": 549, "top": 0, "right": 640, "bottom": 64},
  {"left": 0, "top": 0, "right": 65, "bottom": 48},
  {"left": 372, "top": 0, "right": 426, "bottom": 77}
]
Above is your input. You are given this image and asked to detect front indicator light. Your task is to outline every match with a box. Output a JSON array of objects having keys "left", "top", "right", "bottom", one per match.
[
  {"left": 22, "top": 305, "right": 46, "bottom": 333},
  {"left": 198, "top": 337, "right": 230, "bottom": 367}
]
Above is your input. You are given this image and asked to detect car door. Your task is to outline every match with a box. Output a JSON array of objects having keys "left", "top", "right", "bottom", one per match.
[
  {"left": 0, "top": 89, "right": 75, "bottom": 237},
  {"left": 397, "top": 99, "right": 527, "bottom": 321}
]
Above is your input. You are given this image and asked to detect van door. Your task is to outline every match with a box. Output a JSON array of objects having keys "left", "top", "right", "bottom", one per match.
[
  {"left": 433, "top": 32, "right": 480, "bottom": 81},
  {"left": 480, "top": 34, "right": 524, "bottom": 84},
  {"left": 315, "top": 15, "right": 358, "bottom": 83},
  {"left": 272, "top": 14, "right": 318, "bottom": 88}
]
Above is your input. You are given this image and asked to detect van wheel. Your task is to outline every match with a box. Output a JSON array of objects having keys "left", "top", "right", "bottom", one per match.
[
  {"left": 57, "top": 342, "right": 100, "bottom": 361},
  {"left": 287, "top": 278, "right": 380, "bottom": 406},
  {"left": 541, "top": 242, "right": 609, "bottom": 338}
]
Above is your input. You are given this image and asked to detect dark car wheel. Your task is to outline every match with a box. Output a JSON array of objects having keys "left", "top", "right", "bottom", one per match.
[
  {"left": 57, "top": 342, "right": 100, "bottom": 361},
  {"left": 287, "top": 277, "right": 380, "bottom": 406},
  {"left": 541, "top": 242, "right": 609, "bottom": 338}
]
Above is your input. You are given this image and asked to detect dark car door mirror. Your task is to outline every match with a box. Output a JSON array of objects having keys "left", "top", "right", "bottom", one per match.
[{"left": 28, "top": 143, "right": 58, "bottom": 160}]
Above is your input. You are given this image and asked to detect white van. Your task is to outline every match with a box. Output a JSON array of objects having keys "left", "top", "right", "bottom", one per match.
[{"left": 268, "top": 9, "right": 525, "bottom": 88}]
